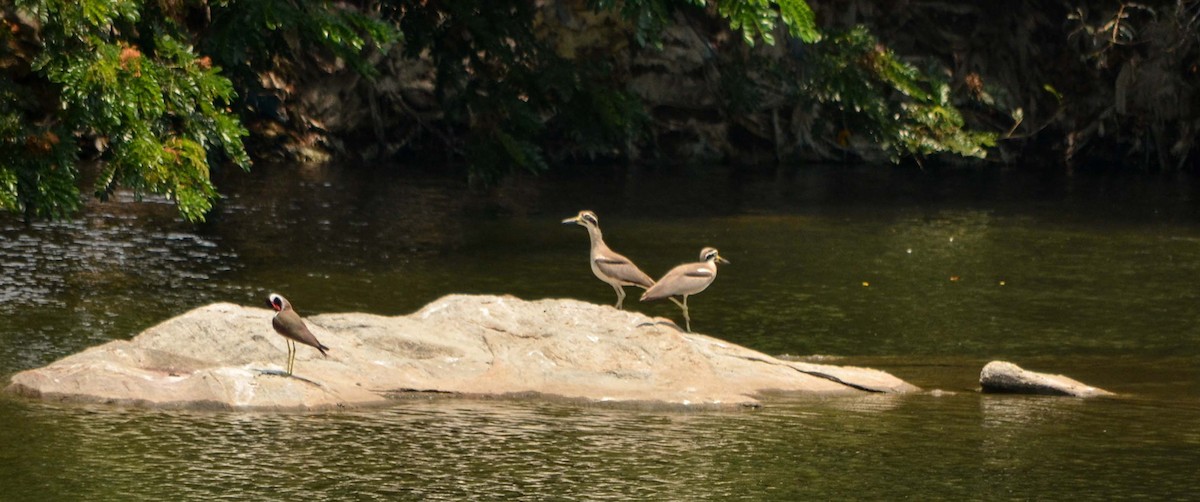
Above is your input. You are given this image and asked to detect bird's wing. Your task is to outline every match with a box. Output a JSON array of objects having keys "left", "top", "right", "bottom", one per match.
[
  {"left": 642, "top": 262, "right": 719, "bottom": 301},
  {"left": 594, "top": 251, "right": 655, "bottom": 288},
  {"left": 641, "top": 264, "right": 697, "bottom": 300},
  {"left": 272, "top": 311, "right": 328, "bottom": 353}
]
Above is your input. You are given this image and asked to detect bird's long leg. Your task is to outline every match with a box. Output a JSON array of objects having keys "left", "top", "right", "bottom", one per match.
[
  {"left": 286, "top": 340, "right": 296, "bottom": 375},
  {"left": 680, "top": 296, "right": 691, "bottom": 332},
  {"left": 666, "top": 297, "right": 687, "bottom": 330},
  {"left": 612, "top": 284, "right": 626, "bottom": 310}
]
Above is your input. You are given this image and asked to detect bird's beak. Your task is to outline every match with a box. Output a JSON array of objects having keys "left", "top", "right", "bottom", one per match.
[
  {"left": 717, "top": 256, "right": 731, "bottom": 265},
  {"left": 562, "top": 216, "right": 580, "bottom": 225}
]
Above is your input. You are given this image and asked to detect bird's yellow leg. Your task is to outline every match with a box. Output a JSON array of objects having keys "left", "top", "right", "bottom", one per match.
[
  {"left": 670, "top": 296, "right": 691, "bottom": 332},
  {"left": 613, "top": 284, "right": 626, "bottom": 310},
  {"left": 286, "top": 340, "right": 295, "bottom": 375},
  {"left": 682, "top": 296, "right": 691, "bottom": 332}
]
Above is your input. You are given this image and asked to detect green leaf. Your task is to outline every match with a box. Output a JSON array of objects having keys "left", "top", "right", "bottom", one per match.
[{"left": 777, "top": 0, "right": 820, "bottom": 42}]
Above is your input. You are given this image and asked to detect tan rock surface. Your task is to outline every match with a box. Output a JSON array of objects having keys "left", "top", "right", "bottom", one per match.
[
  {"left": 7, "top": 295, "right": 918, "bottom": 410},
  {"left": 980, "top": 361, "right": 1114, "bottom": 397}
]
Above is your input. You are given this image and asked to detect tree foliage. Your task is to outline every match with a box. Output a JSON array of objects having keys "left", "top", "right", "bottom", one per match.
[
  {"left": 203, "top": 0, "right": 396, "bottom": 87},
  {"left": 806, "top": 26, "right": 995, "bottom": 161},
  {"left": 1, "top": 0, "right": 1000, "bottom": 222},
  {"left": 715, "top": 0, "right": 819, "bottom": 45},
  {"left": 1, "top": 0, "right": 392, "bottom": 222},
  {"left": 4, "top": 0, "right": 248, "bottom": 221},
  {"left": 379, "top": 0, "right": 989, "bottom": 175},
  {"left": 825, "top": 1, "right": 1200, "bottom": 171}
]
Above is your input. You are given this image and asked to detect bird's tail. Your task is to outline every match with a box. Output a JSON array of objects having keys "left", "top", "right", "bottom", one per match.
[{"left": 317, "top": 344, "right": 330, "bottom": 356}]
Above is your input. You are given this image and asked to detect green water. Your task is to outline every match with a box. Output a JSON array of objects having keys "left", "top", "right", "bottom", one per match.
[{"left": 1, "top": 164, "right": 1198, "bottom": 499}]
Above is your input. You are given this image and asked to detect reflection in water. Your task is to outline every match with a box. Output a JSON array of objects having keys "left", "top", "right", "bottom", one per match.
[
  {"left": 211, "top": 164, "right": 476, "bottom": 271},
  {"left": 6, "top": 392, "right": 1194, "bottom": 500},
  {"left": 0, "top": 220, "right": 231, "bottom": 309},
  {"left": 980, "top": 393, "right": 1087, "bottom": 428},
  {"left": 0, "top": 197, "right": 241, "bottom": 370},
  {"left": 975, "top": 395, "right": 1200, "bottom": 499},
  {"left": 4, "top": 400, "right": 792, "bottom": 500}
]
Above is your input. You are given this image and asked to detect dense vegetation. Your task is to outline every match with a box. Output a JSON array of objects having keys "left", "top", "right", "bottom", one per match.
[
  {"left": 1, "top": 1, "right": 1196, "bottom": 222},
  {"left": 831, "top": 1, "right": 1200, "bottom": 172},
  {"left": 1, "top": 0, "right": 392, "bottom": 221}
]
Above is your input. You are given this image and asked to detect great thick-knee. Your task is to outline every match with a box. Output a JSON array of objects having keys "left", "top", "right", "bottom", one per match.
[
  {"left": 562, "top": 210, "right": 655, "bottom": 309},
  {"left": 640, "top": 247, "right": 729, "bottom": 332}
]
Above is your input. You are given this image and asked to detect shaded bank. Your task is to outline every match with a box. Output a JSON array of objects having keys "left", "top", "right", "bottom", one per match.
[
  {"left": 5, "top": 1, "right": 1195, "bottom": 225},
  {"left": 251, "top": 1, "right": 1198, "bottom": 173}
]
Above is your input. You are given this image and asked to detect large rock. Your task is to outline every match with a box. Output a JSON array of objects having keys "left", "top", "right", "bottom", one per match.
[
  {"left": 6, "top": 295, "right": 917, "bottom": 410},
  {"left": 979, "top": 361, "right": 1114, "bottom": 397}
]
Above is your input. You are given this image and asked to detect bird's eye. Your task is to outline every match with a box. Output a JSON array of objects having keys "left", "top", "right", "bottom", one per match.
[{"left": 584, "top": 214, "right": 597, "bottom": 225}]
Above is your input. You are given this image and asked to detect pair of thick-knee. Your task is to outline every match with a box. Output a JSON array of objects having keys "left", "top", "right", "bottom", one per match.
[
  {"left": 563, "top": 210, "right": 729, "bottom": 332},
  {"left": 264, "top": 211, "right": 730, "bottom": 374}
]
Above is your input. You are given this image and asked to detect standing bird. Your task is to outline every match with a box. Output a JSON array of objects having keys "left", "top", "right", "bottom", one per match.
[
  {"left": 640, "top": 247, "right": 730, "bottom": 332},
  {"left": 562, "top": 210, "right": 655, "bottom": 309},
  {"left": 266, "top": 293, "right": 330, "bottom": 376}
]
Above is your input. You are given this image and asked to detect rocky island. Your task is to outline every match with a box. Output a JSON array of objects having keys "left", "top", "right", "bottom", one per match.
[{"left": 6, "top": 295, "right": 918, "bottom": 410}]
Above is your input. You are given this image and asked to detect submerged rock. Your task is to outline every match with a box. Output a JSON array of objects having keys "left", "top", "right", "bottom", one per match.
[
  {"left": 979, "top": 361, "right": 1113, "bottom": 397},
  {"left": 6, "top": 295, "right": 917, "bottom": 410}
]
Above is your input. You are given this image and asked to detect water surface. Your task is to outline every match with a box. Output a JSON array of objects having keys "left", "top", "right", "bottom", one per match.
[{"left": 1, "top": 164, "right": 1198, "bottom": 499}]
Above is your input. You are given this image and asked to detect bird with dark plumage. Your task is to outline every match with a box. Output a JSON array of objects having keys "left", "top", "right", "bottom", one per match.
[
  {"left": 640, "top": 247, "right": 729, "bottom": 332},
  {"left": 562, "top": 210, "right": 656, "bottom": 309},
  {"left": 266, "top": 293, "right": 329, "bottom": 375}
]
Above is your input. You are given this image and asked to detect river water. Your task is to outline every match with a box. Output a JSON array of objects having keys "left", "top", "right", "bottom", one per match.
[{"left": 1, "top": 164, "right": 1197, "bottom": 499}]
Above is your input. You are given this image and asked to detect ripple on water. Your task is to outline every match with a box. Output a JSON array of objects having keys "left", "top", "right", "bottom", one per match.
[
  {"left": 3, "top": 400, "right": 800, "bottom": 501},
  {"left": 0, "top": 206, "right": 244, "bottom": 369},
  {"left": 3, "top": 166, "right": 1200, "bottom": 501},
  {"left": 4, "top": 393, "right": 1193, "bottom": 501}
]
